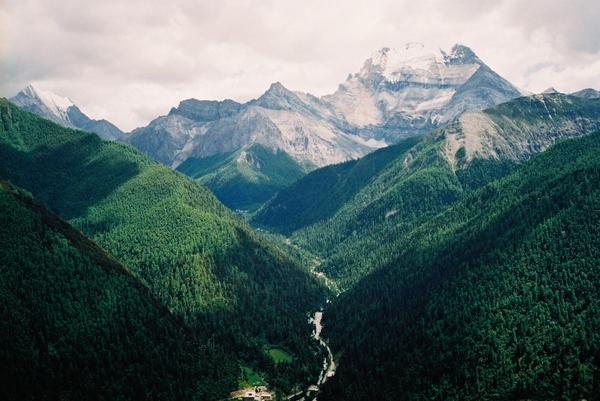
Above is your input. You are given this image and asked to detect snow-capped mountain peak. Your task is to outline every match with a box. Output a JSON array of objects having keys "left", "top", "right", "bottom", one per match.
[
  {"left": 19, "top": 84, "right": 75, "bottom": 122},
  {"left": 361, "top": 43, "right": 444, "bottom": 81},
  {"left": 324, "top": 43, "right": 522, "bottom": 139},
  {"left": 80, "top": 43, "right": 521, "bottom": 171},
  {"left": 356, "top": 43, "right": 482, "bottom": 87},
  {"left": 542, "top": 87, "right": 560, "bottom": 94},
  {"left": 445, "top": 44, "right": 481, "bottom": 64},
  {"left": 10, "top": 84, "right": 124, "bottom": 141}
]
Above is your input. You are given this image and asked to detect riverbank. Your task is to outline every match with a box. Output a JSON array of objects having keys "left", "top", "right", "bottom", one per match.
[{"left": 289, "top": 310, "right": 336, "bottom": 401}]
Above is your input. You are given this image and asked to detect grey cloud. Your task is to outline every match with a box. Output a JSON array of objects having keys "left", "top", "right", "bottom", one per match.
[
  {"left": 502, "top": 0, "right": 600, "bottom": 55},
  {"left": 1, "top": 0, "right": 598, "bottom": 130}
]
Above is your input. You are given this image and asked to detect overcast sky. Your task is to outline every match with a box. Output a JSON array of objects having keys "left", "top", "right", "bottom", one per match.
[{"left": 1, "top": 0, "right": 599, "bottom": 131}]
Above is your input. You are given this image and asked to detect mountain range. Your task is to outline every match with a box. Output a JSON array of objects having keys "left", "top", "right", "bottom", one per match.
[
  {"left": 254, "top": 92, "right": 600, "bottom": 400},
  {"left": 3, "top": 89, "right": 600, "bottom": 400},
  {"left": 0, "top": 99, "right": 328, "bottom": 398},
  {"left": 254, "top": 93, "right": 600, "bottom": 287},
  {"left": 126, "top": 44, "right": 524, "bottom": 169},
  {"left": 3, "top": 41, "right": 600, "bottom": 401},
  {"left": 14, "top": 44, "right": 598, "bottom": 214},
  {"left": 9, "top": 43, "right": 530, "bottom": 210}
]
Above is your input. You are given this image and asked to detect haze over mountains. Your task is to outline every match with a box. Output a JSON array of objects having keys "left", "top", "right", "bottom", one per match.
[
  {"left": 3, "top": 37, "right": 600, "bottom": 401},
  {"left": 13, "top": 44, "right": 524, "bottom": 160},
  {"left": 9, "top": 43, "right": 536, "bottom": 211},
  {"left": 7, "top": 43, "right": 599, "bottom": 214},
  {"left": 11, "top": 43, "right": 598, "bottom": 168},
  {"left": 126, "top": 43, "right": 524, "bottom": 168}
]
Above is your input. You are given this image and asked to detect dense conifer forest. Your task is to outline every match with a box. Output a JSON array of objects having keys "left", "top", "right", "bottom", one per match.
[
  {"left": 0, "top": 99, "right": 329, "bottom": 396},
  {"left": 255, "top": 94, "right": 600, "bottom": 290},
  {"left": 2, "top": 91, "right": 600, "bottom": 401},
  {"left": 178, "top": 143, "right": 309, "bottom": 212},
  {"left": 0, "top": 180, "right": 234, "bottom": 400},
  {"left": 319, "top": 132, "right": 600, "bottom": 401}
]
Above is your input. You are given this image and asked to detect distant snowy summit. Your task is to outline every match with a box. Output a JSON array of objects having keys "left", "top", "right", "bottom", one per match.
[
  {"left": 542, "top": 87, "right": 561, "bottom": 94},
  {"left": 323, "top": 43, "right": 524, "bottom": 141},
  {"left": 13, "top": 84, "right": 75, "bottom": 123},
  {"left": 10, "top": 84, "right": 124, "bottom": 141},
  {"left": 10, "top": 44, "right": 549, "bottom": 169},
  {"left": 127, "top": 43, "right": 524, "bottom": 168},
  {"left": 359, "top": 42, "right": 480, "bottom": 85}
]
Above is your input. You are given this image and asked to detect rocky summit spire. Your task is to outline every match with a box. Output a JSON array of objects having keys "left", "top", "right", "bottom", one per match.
[
  {"left": 446, "top": 44, "right": 480, "bottom": 64},
  {"left": 324, "top": 43, "right": 522, "bottom": 139}
]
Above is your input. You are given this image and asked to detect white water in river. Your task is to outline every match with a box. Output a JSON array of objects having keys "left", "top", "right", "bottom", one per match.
[
  {"left": 310, "top": 311, "right": 336, "bottom": 397},
  {"left": 288, "top": 270, "right": 339, "bottom": 401},
  {"left": 286, "top": 311, "right": 335, "bottom": 401}
]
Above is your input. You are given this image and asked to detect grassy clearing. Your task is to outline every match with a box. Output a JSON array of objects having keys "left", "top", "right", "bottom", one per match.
[
  {"left": 238, "top": 366, "right": 266, "bottom": 388},
  {"left": 266, "top": 347, "right": 294, "bottom": 364}
]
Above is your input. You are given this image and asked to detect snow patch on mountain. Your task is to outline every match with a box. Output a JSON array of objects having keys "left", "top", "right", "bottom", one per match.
[
  {"left": 24, "top": 84, "right": 74, "bottom": 120},
  {"left": 125, "top": 43, "right": 523, "bottom": 169},
  {"left": 10, "top": 84, "right": 124, "bottom": 141},
  {"left": 323, "top": 43, "right": 522, "bottom": 142},
  {"left": 362, "top": 43, "right": 480, "bottom": 85}
]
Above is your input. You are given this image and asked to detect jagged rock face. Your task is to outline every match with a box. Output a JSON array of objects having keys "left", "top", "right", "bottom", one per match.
[
  {"left": 441, "top": 93, "right": 600, "bottom": 169},
  {"left": 186, "top": 107, "right": 284, "bottom": 160},
  {"left": 128, "top": 113, "right": 205, "bottom": 166},
  {"left": 322, "top": 43, "right": 523, "bottom": 142},
  {"left": 10, "top": 85, "right": 124, "bottom": 141},
  {"left": 121, "top": 44, "right": 523, "bottom": 168},
  {"left": 169, "top": 98, "right": 243, "bottom": 122},
  {"left": 127, "top": 84, "right": 379, "bottom": 167}
]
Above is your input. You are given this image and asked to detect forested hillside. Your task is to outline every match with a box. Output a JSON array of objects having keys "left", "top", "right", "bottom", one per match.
[
  {"left": 255, "top": 94, "right": 600, "bottom": 289},
  {"left": 0, "top": 99, "right": 328, "bottom": 393},
  {"left": 320, "top": 132, "right": 600, "bottom": 401},
  {"left": 0, "top": 180, "right": 234, "bottom": 400},
  {"left": 253, "top": 137, "right": 420, "bottom": 233},
  {"left": 178, "top": 143, "right": 309, "bottom": 212}
]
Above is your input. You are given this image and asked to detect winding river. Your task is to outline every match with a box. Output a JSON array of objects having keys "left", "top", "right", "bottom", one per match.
[
  {"left": 285, "top": 266, "right": 339, "bottom": 401},
  {"left": 286, "top": 310, "right": 336, "bottom": 401},
  {"left": 313, "top": 311, "right": 336, "bottom": 387}
]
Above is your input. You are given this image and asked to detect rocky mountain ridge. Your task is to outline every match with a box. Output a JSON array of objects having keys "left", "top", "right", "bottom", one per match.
[
  {"left": 125, "top": 43, "right": 524, "bottom": 168},
  {"left": 10, "top": 85, "right": 124, "bottom": 141}
]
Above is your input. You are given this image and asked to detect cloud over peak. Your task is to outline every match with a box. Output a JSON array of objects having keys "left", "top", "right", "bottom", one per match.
[{"left": 1, "top": 0, "right": 598, "bottom": 131}]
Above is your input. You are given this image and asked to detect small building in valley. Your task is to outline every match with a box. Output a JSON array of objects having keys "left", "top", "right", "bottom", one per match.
[{"left": 238, "top": 387, "right": 273, "bottom": 401}]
